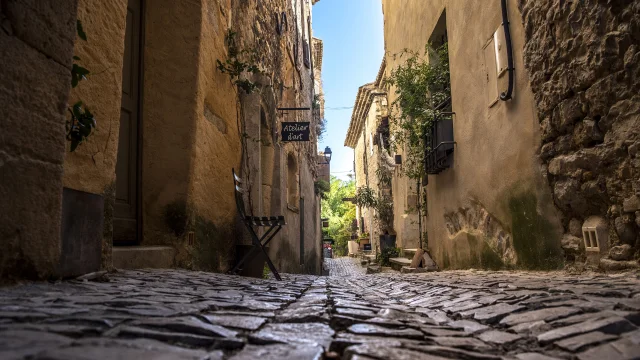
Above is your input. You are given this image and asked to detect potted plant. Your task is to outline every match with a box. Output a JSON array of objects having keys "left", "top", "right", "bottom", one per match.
[{"left": 359, "top": 232, "right": 371, "bottom": 250}]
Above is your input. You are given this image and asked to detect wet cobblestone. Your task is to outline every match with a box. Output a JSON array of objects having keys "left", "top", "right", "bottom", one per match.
[{"left": 0, "top": 260, "right": 639, "bottom": 359}]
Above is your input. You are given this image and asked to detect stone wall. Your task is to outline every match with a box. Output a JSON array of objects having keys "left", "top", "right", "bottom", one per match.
[
  {"left": 518, "top": 0, "right": 640, "bottom": 261},
  {"left": 0, "top": 0, "right": 78, "bottom": 279}
]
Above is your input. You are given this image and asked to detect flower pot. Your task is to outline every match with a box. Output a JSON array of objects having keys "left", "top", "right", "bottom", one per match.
[{"left": 348, "top": 241, "right": 359, "bottom": 256}]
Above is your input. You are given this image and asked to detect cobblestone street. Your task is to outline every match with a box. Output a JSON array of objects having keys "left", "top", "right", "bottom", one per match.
[{"left": 1, "top": 258, "right": 639, "bottom": 359}]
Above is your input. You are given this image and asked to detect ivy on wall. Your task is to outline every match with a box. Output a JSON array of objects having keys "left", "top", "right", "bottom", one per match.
[
  {"left": 216, "top": 30, "right": 261, "bottom": 94},
  {"left": 385, "top": 43, "right": 451, "bottom": 180}
]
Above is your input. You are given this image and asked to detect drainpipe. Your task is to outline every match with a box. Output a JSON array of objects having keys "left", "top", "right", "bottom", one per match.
[{"left": 499, "top": 0, "right": 515, "bottom": 101}]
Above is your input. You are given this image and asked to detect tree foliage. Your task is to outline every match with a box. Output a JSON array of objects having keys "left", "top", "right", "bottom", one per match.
[{"left": 321, "top": 176, "right": 356, "bottom": 257}]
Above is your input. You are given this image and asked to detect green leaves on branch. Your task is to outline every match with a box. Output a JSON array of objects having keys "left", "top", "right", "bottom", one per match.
[
  {"left": 353, "top": 186, "right": 377, "bottom": 208},
  {"left": 314, "top": 179, "right": 330, "bottom": 199},
  {"left": 217, "top": 30, "right": 261, "bottom": 94},
  {"left": 67, "top": 101, "right": 96, "bottom": 152},
  {"left": 385, "top": 42, "right": 451, "bottom": 180}
]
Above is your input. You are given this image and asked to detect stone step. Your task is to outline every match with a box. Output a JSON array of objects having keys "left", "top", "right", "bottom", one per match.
[
  {"left": 112, "top": 246, "right": 176, "bottom": 269},
  {"left": 403, "top": 248, "right": 419, "bottom": 260},
  {"left": 389, "top": 257, "right": 411, "bottom": 270}
]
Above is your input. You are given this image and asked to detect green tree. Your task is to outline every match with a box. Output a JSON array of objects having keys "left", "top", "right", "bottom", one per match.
[{"left": 321, "top": 176, "right": 356, "bottom": 256}]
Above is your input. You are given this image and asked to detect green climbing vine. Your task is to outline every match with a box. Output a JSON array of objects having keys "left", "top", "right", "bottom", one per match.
[
  {"left": 216, "top": 30, "right": 261, "bottom": 94},
  {"left": 385, "top": 42, "right": 451, "bottom": 180},
  {"left": 66, "top": 20, "right": 96, "bottom": 152}
]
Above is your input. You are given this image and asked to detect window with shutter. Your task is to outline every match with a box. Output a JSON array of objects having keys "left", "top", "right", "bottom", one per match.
[{"left": 303, "top": 42, "right": 310, "bottom": 68}]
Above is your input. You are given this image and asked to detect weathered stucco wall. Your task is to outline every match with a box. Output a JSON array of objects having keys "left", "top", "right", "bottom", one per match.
[
  {"left": 63, "top": 0, "right": 127, "bottom": 195},
  {"left": 0, "top": 0, "right": 78, "bottom": 279},
  {"left": 382, "top": 0, "right": 564, "bottom": 269},
  {"left": 518, "top": 0, "right": 640, "bottom": 261},
  {"left": 62, "top": 0, "right": 127, "bottom": 272}
]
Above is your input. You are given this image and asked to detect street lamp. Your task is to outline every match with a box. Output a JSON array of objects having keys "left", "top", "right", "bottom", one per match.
[{"left": 323, "top": 146, "right": 332, "bottom": 164}]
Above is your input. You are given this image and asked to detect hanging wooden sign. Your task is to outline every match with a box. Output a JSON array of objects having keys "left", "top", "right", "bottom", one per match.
[{"left": 281, "top": 122, "right": 310, "bottom": 141}]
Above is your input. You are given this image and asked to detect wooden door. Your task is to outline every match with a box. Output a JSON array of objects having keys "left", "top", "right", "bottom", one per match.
[{"left": 114, "top": 0, "right": 143, "bottom": 245}]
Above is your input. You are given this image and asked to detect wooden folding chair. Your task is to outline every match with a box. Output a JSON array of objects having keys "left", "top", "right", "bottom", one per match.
[{"left": 229, "top": 168, "right": 284, "bottom": 281}]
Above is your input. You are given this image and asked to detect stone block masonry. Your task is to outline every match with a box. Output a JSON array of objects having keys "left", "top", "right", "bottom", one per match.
[
  {"left": 0, "top": 0, "right": 79, "bottom": 279},
  {"left": 518, "top": 0, "right": 640, "bottom": 254}
]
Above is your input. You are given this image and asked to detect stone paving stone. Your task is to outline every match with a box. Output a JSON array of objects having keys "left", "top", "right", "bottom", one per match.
[
  {"left": 275, "top": 305, "right": 328, "bottom": 323},
  {"left": 0, "top": 330, "right": 73, "bottom": 360},
  {"left": 249, "top": 322, "right": 334, "bottom": 348},
  {"left": 105, "top": 325, "right": 244, "bottom": 349},
  {"left": 343, "top": 344, "right": 451, "bottom": 360},
  {"left": 347, "top": 323, "right": 424, "bottom": 339},
  {"left": 201, "top": 313, "right": 268, "bottom": 331},
  {"left": 554, "top": 331, "right": 618, "bottom": 352},
  {"left": 415, "top": 309, "right": 451, "bottom": 325},
  {"left": 404, "top": 345, "right": 503, "bottom": 360},
  {"left": 515, "top": 353, "right": 562, "bottom": 360},
  {"left": 335, "top": 307, "right": 377, "bottom": 319},
  {"left": 421, "top": 326, "right": 469, "bottom": 337},
  {"left": 470, "top": 303, "right": 526, "bottom": 324},
  {"left": 477, "top": 330, "right": 523, "bottom": 345},
  {"left": 228, "top": 344, "right": 324, "bottom": 360},
  {"left": 499, "top": 306, "right": 582, "bottom": 326},
  {"left": 447, "top": 320, "right": 489, "bottom": 334},
  {"left": 30, "top": 339, "right": 215, "bottom": 360},
  {"left": 431, "top": 336, "right": 493, "bottom": 351},
  {"left": 537, "top": 316, "right": 637, "bottom": 343},
  {"left": 509, "top": 320, "right": 551, "bottom": 335},
  {"left": 130, "top": 315, "right": 239, "bottom": 337},
  {"left": 576, "top": 329, "right": 640, "bottom": 360}
]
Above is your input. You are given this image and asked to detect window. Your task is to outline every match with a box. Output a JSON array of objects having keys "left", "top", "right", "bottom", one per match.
[
  {"left": 287, "top": 153, "right": 299, "bottom": 207},
  {"left": 424, "top": 10, "right": 454, "bottom": 175},
  {"left": 369, "top": 133, "right": 374, "bottom": 157}
]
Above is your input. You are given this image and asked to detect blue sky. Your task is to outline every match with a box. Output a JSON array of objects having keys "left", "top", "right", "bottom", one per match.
[{"left": 313, "top": 0, "right": 384, "bottom": 180}]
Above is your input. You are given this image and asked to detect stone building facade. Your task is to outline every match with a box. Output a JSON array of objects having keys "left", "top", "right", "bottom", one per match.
[
  {"left": 381, "top": 0, "right": 564, "bottom": 269},
  {"left": 378, "top": 0, "right": 639, "bottom": 269},
  {"left": 1, "top": 0, "right": 324, "bottom": 279},
  {"left": 345, "top": 69, "right": 404, "bottom": 254}
]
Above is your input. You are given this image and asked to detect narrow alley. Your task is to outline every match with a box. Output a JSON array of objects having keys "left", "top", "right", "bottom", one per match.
[
  {"left": 2, "top": 0, "right": 640, "bottom": 359},
  {"left": 1, "top": 260, "right": 639, "bottom": 359}
]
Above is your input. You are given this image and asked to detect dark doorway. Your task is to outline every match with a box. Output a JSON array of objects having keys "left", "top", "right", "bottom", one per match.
[{"left": 114, "top": 0, "right": 143, "bottom": 245}]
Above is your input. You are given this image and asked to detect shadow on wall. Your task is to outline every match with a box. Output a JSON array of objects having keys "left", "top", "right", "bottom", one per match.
[
  {"left": 275, "top": 241, "right": 320, "bottom": 275},
  {"left": 162, "top": 199, "right": 236, "bottom": 272},
  {"left": 191, "top": 216, "right": 235, "bottom": 272}
]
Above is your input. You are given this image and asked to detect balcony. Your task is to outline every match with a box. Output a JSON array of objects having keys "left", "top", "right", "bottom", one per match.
[{"left": 424, "top": 99, "right": 455, "bottom": 175}]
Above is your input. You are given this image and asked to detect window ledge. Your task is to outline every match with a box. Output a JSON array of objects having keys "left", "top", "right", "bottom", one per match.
[{"left": 287, "top": 204, "right": 300, "bottom": 213}]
